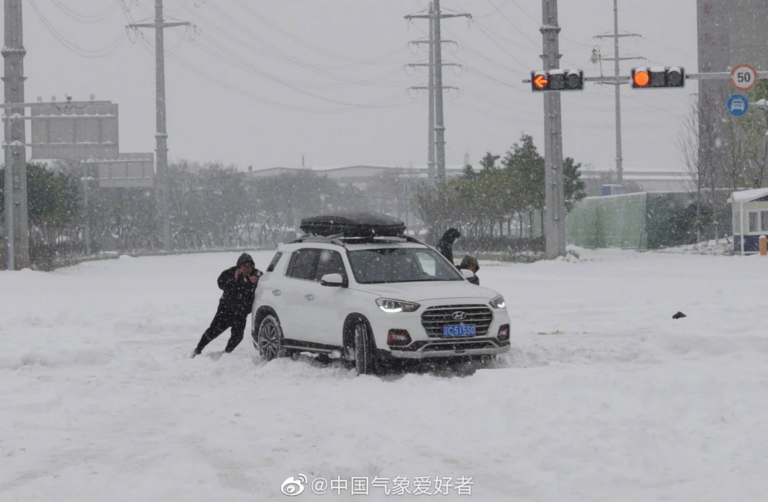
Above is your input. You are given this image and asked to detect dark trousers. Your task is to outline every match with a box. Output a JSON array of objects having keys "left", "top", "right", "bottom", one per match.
[{"left": 196, "top": 306, "right": 248, "bottom": 353}]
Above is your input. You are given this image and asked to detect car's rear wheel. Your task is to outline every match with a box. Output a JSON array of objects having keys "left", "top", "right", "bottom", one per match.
[
  {"left": 258, "top": 315, "right": 288, "bottom": 361},
  {"left": 353, "top": 320, "right": 377, "bottom": 375}
]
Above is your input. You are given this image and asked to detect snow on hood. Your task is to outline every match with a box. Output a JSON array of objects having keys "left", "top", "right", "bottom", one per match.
[{"left": 351, "top": 281, "right": 500, "bottom": 302}]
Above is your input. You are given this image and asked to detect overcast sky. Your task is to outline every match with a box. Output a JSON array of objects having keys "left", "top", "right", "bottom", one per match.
[{"left": 6, "top": 0, "right": 698, "bottom": 172}]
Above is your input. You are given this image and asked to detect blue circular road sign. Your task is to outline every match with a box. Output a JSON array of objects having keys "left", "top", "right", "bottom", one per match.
[{"left": 727, "top": 94, "right": 749, "bottom": 117}]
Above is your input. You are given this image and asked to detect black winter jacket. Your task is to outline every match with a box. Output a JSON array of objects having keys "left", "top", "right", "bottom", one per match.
[
  {"left": 436, "top": 228, "right": 461, "bottom": 264},
  {"left": 217, "top": 266, "right": 260, "bottom": 316}
]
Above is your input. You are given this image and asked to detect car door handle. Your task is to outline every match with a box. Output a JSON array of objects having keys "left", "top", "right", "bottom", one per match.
[
  {"left": 305, "top": 294, "right": 314, "bottom": 301},
  {"left": 272, "top": 290, "right": 281, "bottom": 296}
]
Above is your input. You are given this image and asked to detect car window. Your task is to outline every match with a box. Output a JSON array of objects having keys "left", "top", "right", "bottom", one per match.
[
  {"left": 415, "top": 251, "right": 436, "bottom": 276},
  {"left": 315, "top": 249, "right": 347, "bottom": 281},
  {"left": 266, "top": 252, "right": 282, "bottom": 272},
  {"left": 347, "top": 248, "right": 463, "bottom": 284},
  {"left": 286, "top": 249, "right": 320, "bottom": 281}
]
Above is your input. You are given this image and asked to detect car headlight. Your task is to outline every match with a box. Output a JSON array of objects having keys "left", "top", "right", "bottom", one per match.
[
  {"left": 376, "top": 298, "right": 421, "bottom": 313},
  {"left": 489, "top": 295, "right": 506, "bottom": 309}
]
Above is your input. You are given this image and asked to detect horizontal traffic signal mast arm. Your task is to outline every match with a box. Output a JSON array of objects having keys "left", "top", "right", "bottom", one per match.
[
  {"left": 686, "top": 71, "right": 768, "bottom": 80},
  {"left": 523, "top": 71, "right": 768, "bottom": 85}
]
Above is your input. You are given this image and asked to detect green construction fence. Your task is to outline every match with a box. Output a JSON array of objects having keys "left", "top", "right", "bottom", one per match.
[{"left": 562, "top": 191, "right": 731, "bottom": 250}]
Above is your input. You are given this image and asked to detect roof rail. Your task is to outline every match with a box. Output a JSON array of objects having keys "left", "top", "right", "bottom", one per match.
[
  {"left": 289, "top": 233, "right": 427, "bottom": 247},
  {"left": 289, "top": 234, "right": 345, "bottom": 247}
]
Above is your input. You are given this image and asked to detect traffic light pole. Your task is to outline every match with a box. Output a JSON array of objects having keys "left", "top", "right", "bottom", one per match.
[
  {"left": 2, "top": 0, "right": 29, "bottom": 270},
  {"left": 523, "top": 65, "right": 768, "bottom": 260},
  {"left": 540, "top": 0, "right": 566, "bottom": 259}
]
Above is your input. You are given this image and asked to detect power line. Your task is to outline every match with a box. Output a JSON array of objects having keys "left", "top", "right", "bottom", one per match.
[
  {"left": 187, "top": 17, "right": 414, "bottom": 88},
  {"left": 484, "top": 0, "right": 540, "bottom": 48},
  {"left": 163, "top": 0, "right": 198, "bottom": 17},
  {"left": 184, "top": 1, "right": 420, "bottom": 90},
  {"left": 472, "top": 0, "right": 512, "bottom": 19},
  {"left": 205, "top": 2, "right": 412, "bottom": 72},
  {"left": 432, "top": 23, "right": 526, "bottom": 76},
  {"left": 27, "top": 0, "right": 127, "bottom": 58},
  {"left": 132, "top": 30, "right": 415, "bottom": 114},
  {"left": 230, "top": 0, "right": 414, "bottom": 67},
  {"left": 501, "top": 0, "right": 593, "bottom": 48},
  {"left": 472, "top": 18, "right": 539, "bottom": 51},
  {"left": 119, "top": 3, "right": 417, "bottom": 114},
  {"left": 50, "top": 0, "right": 122, "bottom": 24},
  {"left": 191, "top": 34, "right": 413, "bottom": 104}
]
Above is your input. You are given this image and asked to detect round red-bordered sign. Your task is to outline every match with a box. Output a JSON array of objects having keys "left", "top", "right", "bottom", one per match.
[{"left": 731, "top": 64, "right": 758, "bottom": 91}]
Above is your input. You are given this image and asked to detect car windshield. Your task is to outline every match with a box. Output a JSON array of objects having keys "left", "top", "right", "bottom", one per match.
[{"left": 347, "top": 248, "right": 464, "bottom": 284}]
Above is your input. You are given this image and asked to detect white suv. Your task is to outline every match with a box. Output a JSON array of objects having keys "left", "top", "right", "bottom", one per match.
[{"left": 250, "top": 219, "right": 511, "bottom": 375}]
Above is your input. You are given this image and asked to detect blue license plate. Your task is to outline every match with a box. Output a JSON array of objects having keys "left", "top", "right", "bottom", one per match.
[{"left": 442, "top": 324, "right": 476, "bottom": 338}]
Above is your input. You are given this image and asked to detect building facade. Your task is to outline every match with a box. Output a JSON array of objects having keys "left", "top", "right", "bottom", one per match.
[{"left": 697, "top": 0, "right": 768, "bottom": 176}]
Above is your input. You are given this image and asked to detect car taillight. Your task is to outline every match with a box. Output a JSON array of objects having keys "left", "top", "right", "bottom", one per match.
[
  {"left": 498, "top": 324, "right": 510, "bottom": 341},
  {"left": 387, "top": 329, "right": 412, "bottom": 346}
]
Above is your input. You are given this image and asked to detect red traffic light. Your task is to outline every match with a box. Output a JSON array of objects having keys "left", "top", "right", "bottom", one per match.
[
  {"left": 633, "top": 70, "right": 650, "bottom": 87},
  {"left": 631, "top": 67, "right": 686, "bottom": 89}
]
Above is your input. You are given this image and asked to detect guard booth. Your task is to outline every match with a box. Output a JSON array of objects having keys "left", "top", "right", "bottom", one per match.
[{"left": 730, "top": 188, "right": 768, "bottom": 254}]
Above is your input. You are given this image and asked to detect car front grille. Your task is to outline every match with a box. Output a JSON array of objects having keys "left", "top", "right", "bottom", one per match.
[{"left": 421, "top": 304, "right": 493, "bottom": 339}]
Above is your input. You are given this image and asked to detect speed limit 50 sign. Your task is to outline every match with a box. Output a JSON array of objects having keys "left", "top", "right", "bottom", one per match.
[{"left": 731, "top": 64, "right": 758, "bottom": 91}]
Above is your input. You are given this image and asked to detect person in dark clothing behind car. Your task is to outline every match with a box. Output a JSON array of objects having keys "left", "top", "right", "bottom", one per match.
[
  {"left": 436, "top": 228, "right": 461, "bottom": 265},
  {"left": 192, "top": 253, "right": 262, "bottom": 357},
  {"left": 458, "top": 255, "right": 480, "bottom": 285}
]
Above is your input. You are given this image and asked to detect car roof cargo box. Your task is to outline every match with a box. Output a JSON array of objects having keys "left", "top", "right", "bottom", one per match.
[{"left": 300, "top": 212, "right": 406, "bottom": 238}]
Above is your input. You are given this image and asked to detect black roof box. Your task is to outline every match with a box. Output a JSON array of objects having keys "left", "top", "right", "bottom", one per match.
[{"left": 300, "top": 212, "right": 406, "bottom": 238}]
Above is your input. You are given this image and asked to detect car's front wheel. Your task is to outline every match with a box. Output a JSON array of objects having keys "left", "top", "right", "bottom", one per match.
[
  {"left": 353, "top": 320, "right": 377, "bottom": 375},
  {"left": 258, "top": 315, "right": 288, "bottom": 361}
]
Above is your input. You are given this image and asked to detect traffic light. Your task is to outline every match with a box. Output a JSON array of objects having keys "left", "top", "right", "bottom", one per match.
[
  {"left": 631, "top": 67, "right": 685, "bottom": 89},
  {"left": 531, "top": 70, "right": 585, "bottom": 92}
]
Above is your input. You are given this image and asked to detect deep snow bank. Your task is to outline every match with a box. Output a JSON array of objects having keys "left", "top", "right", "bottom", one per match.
[{"left": 1, "top": 250, "right": 767, "bottom": 501}]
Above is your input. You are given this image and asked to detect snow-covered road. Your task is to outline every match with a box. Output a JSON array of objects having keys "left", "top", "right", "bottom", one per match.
[{"left": 1, "top": 249, "right": 767, "bottom": 501}]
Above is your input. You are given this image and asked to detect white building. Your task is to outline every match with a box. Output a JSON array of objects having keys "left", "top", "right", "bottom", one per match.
[{"left": 730, "top": 188, "right": 768, "bottom": 255}]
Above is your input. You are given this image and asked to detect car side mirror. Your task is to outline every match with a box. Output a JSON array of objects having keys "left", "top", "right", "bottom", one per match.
[
  {"left": 320, "top": 273, "right": 344, "bottom": 287},
  {"left": 461, "top": 269, "right": 476, "bottom": 279}
]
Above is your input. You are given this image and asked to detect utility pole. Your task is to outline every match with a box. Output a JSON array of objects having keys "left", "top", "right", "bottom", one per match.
[
  {"left": 594, "top": 0, "right": 643, "bottom": 185},
  {"left": 2, "top": 0, "right": 29, "bottom": 270},
  {"left": 128, "top": 0, "right": 190, "bottom": 252},
  {"left": 540, "top": 0, "right": 566, "bottom": 259},
  {"left": 428, "top": 6, "right": 436, "bottom": 185},
  {"left": 432, "top": 0, "right": 448, "bottom": 183},
  {"left": 406, "top": 1, "right": 470, "bottom": 184}
]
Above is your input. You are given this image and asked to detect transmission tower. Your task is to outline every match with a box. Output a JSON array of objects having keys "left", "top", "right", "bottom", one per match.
[
  {"left": 128, "top": 0, "right": 191, "bottom": 251},
  {"left": 593, "top": 0, "right": 645, "bottom": 185},
  {"left": 406, "top": 0, "right": 470, "bottom": 183}
]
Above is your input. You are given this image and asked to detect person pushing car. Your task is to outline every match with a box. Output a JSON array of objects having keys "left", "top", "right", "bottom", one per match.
[{"left": 192, "top": 253, "right": 261, "bottom": 357}]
